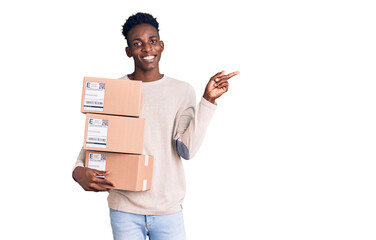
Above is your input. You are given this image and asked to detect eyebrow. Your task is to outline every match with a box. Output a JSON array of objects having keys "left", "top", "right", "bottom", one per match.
[{"left": 131, "top": 36, "right": 158, "bottom": 42}]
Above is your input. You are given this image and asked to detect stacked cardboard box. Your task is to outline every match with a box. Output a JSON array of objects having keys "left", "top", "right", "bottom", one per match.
[{"left": 80, "top": 76, "right": 153, "bottom": 191}]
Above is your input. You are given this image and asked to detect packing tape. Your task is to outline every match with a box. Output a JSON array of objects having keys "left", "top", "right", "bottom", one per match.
[{"left": 142, "top": 179, "right": 147, "bottom": 191}]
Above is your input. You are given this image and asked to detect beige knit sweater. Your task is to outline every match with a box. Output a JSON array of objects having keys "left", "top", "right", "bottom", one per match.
[{"left": 74, "top": 75, "right": 217, "bottom": 215}]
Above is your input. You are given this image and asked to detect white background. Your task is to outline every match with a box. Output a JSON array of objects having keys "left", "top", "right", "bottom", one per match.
[{"left": 1, "top": 0, "right": 375, "bottom": 239}]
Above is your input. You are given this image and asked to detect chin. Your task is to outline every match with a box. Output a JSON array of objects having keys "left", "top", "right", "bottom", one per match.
[{"left": 139, "top": 64, "right": 158, "bottom": 72}]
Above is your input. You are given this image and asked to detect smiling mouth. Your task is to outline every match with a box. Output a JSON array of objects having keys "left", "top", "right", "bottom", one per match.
[{"left": 142, "top": 55, "right": 156, "bottom": 60}]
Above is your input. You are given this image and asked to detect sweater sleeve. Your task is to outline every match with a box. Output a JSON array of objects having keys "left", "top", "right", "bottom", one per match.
[
  {"left": 173, "top": 87, "right": 218, "bottom": 160},
  {"left": 73, "top": 147, "right": 86, "bottom": 172}
]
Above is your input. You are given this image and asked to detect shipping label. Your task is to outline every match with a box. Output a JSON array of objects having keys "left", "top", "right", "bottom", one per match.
[
  {"left": 86, "top": 118, "right": 108, "bottom": 149},
  {"left": 87, "top": 153, "right": 106, "bottom": 179},
  {"left": 83, "top": 82, "right": 105, "bottom": 111}
]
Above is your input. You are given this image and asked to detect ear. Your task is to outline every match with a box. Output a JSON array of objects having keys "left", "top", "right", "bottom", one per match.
[
  {"left": 160, "top": 40, "right": 164, "bottom": 52},
  {"left": 125, "top": 46, "right": 132, "bottom": 58}
]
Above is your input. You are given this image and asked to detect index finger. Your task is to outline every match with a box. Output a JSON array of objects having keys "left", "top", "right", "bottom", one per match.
[
  {"left": 92, "top": 175, "right": 116, "bottom": 187},
  {"left": 216, "top": 71, "right": 240, "bottom": 82},
  {"left": 225, "top": 71, "right": 240, "bottom": 79},
  {"left": 95, "top": 171, "right": 115, "bottom": 186},
  {"left": 94, "top": 169, "right": 111, "bottom": 176}
]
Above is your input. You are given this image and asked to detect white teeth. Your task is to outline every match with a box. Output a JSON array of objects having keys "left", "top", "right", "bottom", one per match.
[{"left": 143, "top": 56, "right": 155, "bottom": 60}]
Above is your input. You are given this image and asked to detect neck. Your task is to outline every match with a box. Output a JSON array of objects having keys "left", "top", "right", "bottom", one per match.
[{"left": 129, "top": 69, "right": 163, "bottom": 82}]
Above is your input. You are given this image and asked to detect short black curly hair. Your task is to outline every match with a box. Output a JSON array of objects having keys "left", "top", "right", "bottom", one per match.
[{"left": 122, "top": 12, "right": 159, "bottom": 45}]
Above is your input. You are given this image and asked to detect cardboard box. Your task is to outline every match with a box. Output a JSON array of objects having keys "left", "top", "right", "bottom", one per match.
[
  {"left": 84, "top": 113, "right": 145, "bottom": 154},
  {"left": 81, "top": 76, "right": 143, "bottom": 117},
  {"left": 85, "top": 151, "right": 153, "bottom": 191}
]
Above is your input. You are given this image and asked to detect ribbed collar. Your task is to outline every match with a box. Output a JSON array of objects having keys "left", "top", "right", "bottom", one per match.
[{"left": 120, "top": 74, "right": 169, "bottom": 86}]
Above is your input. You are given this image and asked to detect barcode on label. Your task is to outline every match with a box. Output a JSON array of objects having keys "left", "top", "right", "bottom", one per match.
[
  {"left": 87, "top": 137, "right": 106, "bottom": 142},
  {"left": 85, "top": 101, "right": 104, "bottom": 105}
]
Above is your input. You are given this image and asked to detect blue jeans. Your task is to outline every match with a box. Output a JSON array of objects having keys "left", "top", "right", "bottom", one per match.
[{"left": 110, "top": 209, "right": 186, "bottom": 240}]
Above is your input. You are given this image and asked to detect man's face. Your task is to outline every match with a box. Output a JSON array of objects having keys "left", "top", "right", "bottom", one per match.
[{"left": 126, "top": 23, "right": 164, "bottom": 72}]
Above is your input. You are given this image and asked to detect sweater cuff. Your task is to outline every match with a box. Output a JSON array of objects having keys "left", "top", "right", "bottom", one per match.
[{"left": 200, "top": 97, "right": 218, "bottom": 110}]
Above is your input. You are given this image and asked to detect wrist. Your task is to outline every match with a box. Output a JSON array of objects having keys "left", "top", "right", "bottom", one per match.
[
  {"left": 73, "top": 166, "right": 84, "bottom": 182},
  {"left": 203, "top": 94, "right": 215, "bottom": 104}
]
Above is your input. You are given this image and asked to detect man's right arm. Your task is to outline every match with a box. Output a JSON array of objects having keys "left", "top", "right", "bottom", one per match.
[{"left": 72, "top": 148, "right": 115, "bottom": 192}]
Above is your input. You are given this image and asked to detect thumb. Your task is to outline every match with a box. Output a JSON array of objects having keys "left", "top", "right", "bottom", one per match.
[{"left": 210, "top": 70, "right": 225, "bottom": 82}]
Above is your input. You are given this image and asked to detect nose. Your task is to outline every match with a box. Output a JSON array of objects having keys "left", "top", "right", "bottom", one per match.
[{"left": 142, "top": 42, "right": 152, "bottom": 52}]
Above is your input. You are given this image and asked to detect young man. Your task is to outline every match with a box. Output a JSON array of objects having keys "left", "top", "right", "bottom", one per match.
[{"left": 73, "top": 12, "right": 239, "bottom": 240}]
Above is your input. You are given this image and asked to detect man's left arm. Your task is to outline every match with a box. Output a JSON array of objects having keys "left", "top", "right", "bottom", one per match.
[{"left": 173, "top": 70, "right": 239, "bottom": 159}]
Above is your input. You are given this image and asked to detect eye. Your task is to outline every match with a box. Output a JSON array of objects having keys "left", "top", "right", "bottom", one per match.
[
  {"left": 150, "top": 39, "right": 158, "bottom": 44},
  {"left": 133, "top": 42, "right": 142, "bottom": 47}
]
